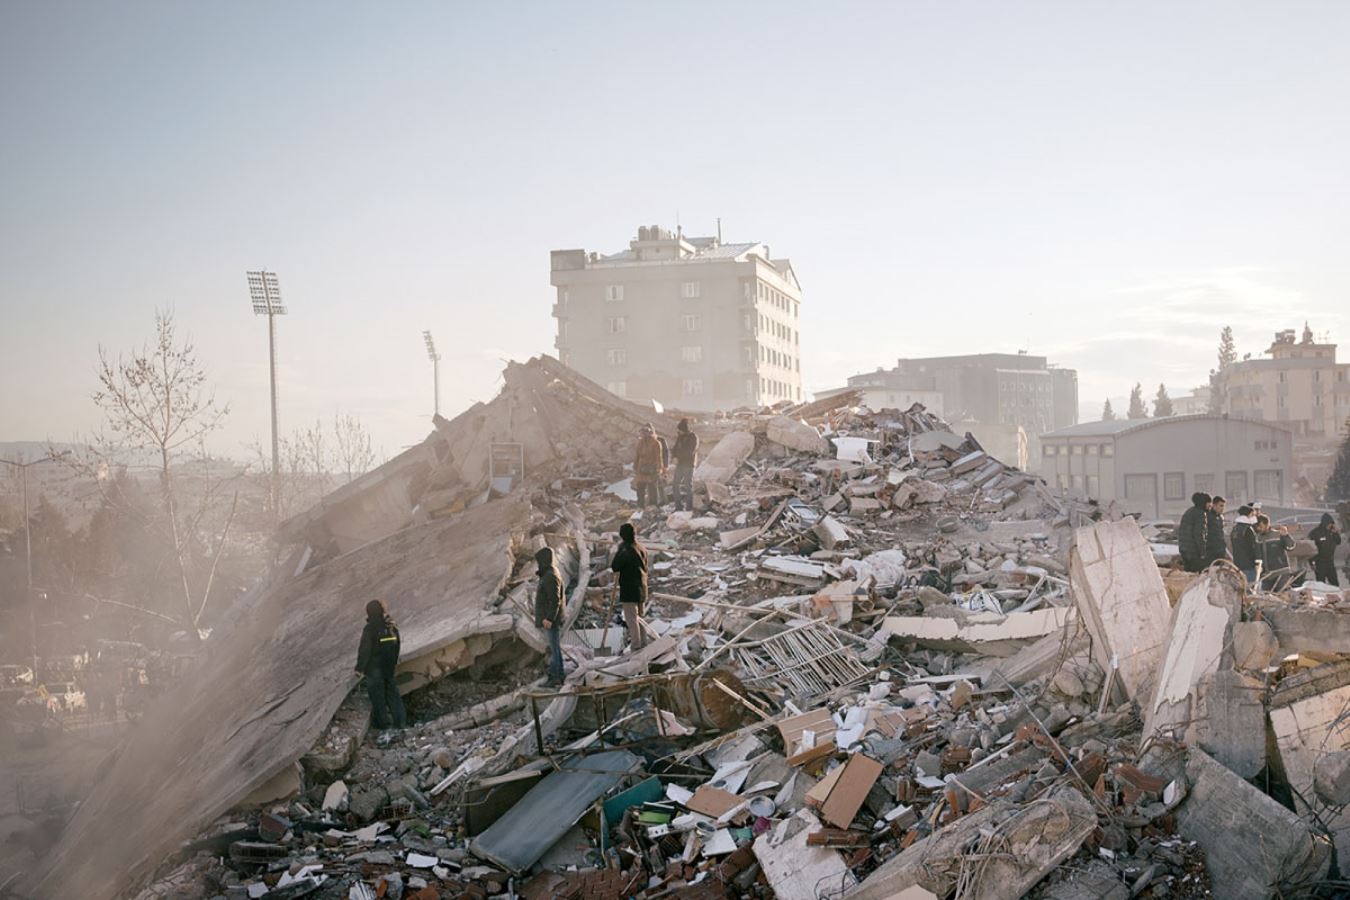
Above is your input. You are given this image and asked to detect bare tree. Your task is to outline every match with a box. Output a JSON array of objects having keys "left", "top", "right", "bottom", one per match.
[
  {"left": 333, "top": 412, "right": 376, "bottom": 483},
  {"left": 85, "top": 310, "right": 235, "bottom": 640}
]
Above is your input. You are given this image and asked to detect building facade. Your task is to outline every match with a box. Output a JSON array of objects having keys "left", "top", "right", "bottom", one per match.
[
  {"left": 839, "top": 353, "right": 1077, "bottom": 462},
  {"left": 1213, "top": 325, "right": 1350, "bottom": 441},
  {"left": 550, "top": 225, "right": 802, "bottom": 411},
  {"left": 1039, "top": 415, "right": 1293, "bottom": 519}
]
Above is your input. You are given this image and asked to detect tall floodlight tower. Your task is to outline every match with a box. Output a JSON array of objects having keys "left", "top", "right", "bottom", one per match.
[
  {"left": 247, "top": 270, "right": 287, "bottom": 507},
  {"left": 423, "top": 330, "right": 441, "bottom": 417}
]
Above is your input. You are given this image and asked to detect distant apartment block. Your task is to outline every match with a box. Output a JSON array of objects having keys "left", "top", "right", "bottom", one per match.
[
  {"left": 550, "top": 225, "right": 802, "bottom": 411},
  {"left": 842, "top": 352, "right": 1079, "bottom": 436},
  {"left": 1212, "top": 325, "right": 1350, "bottom": 441}
]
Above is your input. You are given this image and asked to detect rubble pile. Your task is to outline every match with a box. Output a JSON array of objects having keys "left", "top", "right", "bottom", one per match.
[{"left": 28, "top": 357, "right": 1350, "bottom": 900}]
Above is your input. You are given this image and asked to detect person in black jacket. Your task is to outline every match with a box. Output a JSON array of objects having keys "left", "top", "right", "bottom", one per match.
[
  {"left": 355, "top": 599, "right": 406, "bottom": 730},
  {"left": 1310, "top": 513, "right": 1342, "bottom": 586},
  {"left": 1204, "top": 496, "right": 1230, "bottom": 566},
  {"left": 534, "top": 546, "right": 566, "bottom": 685},
  {"left": 671, "top": 419, "right": 699, "bottom": 512},
  {"left": 611, "top": 522, "right": 649, "bottom": 651},
  {"left": 1255, "top": 515, "right": 1297, "bottom": 591},
  {"left": 1230, "top": 505, "right": 1259, "bottom": 584},
  {"left": 1178, "top": 492, "right": 1211, "bottom": 572}
]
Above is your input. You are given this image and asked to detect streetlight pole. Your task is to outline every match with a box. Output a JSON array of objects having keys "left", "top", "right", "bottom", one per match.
[
  {"left": 1, "top": 451, "right": 70, "bottom": 675},
  {"left": 247, "top": 271, "right": 288, "bottom": 510},
  {"left": 423, "top": 331, "right": 442, "bottom": 418}
]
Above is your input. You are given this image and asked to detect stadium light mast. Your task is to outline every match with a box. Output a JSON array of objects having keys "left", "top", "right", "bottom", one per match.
[
  {"left": 246, "top": 271, "right": 287, "bottom": 507},
  {"left": 423, "top": 330, "right": 441, "bottom": 417}
]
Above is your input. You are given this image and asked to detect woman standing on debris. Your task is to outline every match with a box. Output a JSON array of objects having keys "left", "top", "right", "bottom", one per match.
[
  {"left": 355, "top": 599, "right": 407, "bottom": 731},
  {"left": 535, "top": 547, "right": 566, "bottom": 685},
  {"left": 611, "top": 522, "right": 649, "bottom": 650}
]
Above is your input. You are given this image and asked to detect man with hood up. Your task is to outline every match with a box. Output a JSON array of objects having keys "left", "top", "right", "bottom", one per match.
[
  {"left": 534, "top": 546, "right": 566, "bottom": 685},
  {"left": 611, "top": 522, "right": 649, "bottom": 650},
  {"left": 1230, "top": 505, "right": 1259, "bottom": 584},
  {"left": 1310, "top": 512, "right": 1342, "bottom": 586},
  {"left": 1178, "top": 492, "right": 1211, "bottom": 573},
  {"left": 355, "top": 599, "right": 406, "bottom": 730}
]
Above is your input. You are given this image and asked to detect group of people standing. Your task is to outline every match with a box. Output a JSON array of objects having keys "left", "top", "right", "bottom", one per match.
[
  {"left": 632, "top": 419, "right": 700, "bottom": 511},
  {"left": 1178, "top": 492, "right": 1342, "bottom": 590}
]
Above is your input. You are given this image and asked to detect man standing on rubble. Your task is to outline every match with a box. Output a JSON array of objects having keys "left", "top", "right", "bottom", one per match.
[
  {"left": 611, "top": 522, "right": 649, "bottom": 651},
  {"left": 671, "top": 418, "right": 699, "bottom": 512},
  {"left": 355, "top": 599, "right": 407, "bottom": 731},
  {"left": 534, "top": 546, "right": 566, "bottom": 685},
  {"left": 1310, "top": 513, "right": 1341, "bottom": 585},
  {"left": 1231, "top": 505, "right": 1259, "bottom": 584},
  {"left": 1178, "top": 492, "right": 1211, "bottom": 572},
  {"left": 1255, "top": 515, "right": 1297, "bottom": 591},
  {"left": 1204, "top": 495, "right": 1230, "bottom": 566},
  {"left": 632, "top": 425, "right": 665, "bottom": 508}
]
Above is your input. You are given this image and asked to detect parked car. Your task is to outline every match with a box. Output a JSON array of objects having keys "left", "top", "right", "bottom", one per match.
[{"left": 0, "top": 664, "right": 35, "bottom": 687}]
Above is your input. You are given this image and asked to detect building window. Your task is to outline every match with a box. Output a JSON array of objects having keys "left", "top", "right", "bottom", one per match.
[
  {"left": 607, "top": 317, "right": 627, "bottom": 334},
  {"left": 1101, "top": 444, "right": 1113, "bottom": 457},
  {"left": 1224, "top": 471, "right": 1248, "bottom": 502},
  {"left": 1164, "top": 472, "right": 1185, "bottom": 501},
  {"left": 1087, "top": 444, "right": 1099, "bottom": 456},
  {"left": 1071, "top": 445, "right": 1084, "bottom": 455},
  {"left": 1044, "top": 445, "right": 1057, "bottom": 457},
  {"left": 1087, "top": 475, "right": 1099, "bottom": 496},
  {"left": 681, "top": 345, "right": 703, "bottom": 363},
  {"left": 681, "top": 281, "right": 701, "bottom": 299},
  {"left": 607, "top": 381, "right": 626, "bottom": 397},
  {"left": 743, "top": 345, "right": 755, "bottom": 366},
  {"left": 683, "top": 314, "right": 701, "bottom": 332},
  {"left": 605, "top": 285, "right": 624, "bottom": 302},
  {"left": 1254, "top": 470, "right": 1281, "bottom": 500},
  {"left": 1194, "top": 473, "right": 1215, "bottom": 494},
  {"left": 683, "top": 378, "right": 703, "bottom": 397},
  {"left": 1124, "top": 474, "right": 1156, "bottom": 503},
  {"left": 606, "top": 348, "right": 626, "bottom": 366}
]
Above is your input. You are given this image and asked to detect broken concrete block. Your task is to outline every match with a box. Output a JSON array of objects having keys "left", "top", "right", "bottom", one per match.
[
  {"left": 878, "top": 607, "right": 1073, "bottom": 656},
  {"left": 1160, "top": 747, "right": 1331, "bottom": 900},
  {"left": 322, "top": 780, "right": 349, "bottom": 812},
  {"left": 1070, "top": 519, "right": 1171, "bottom": 704},
  {"left": 1269, "top": 661, "right": 1350, "bottom": 866},
  {"left": 1194, "top": 669, "right": 1264, "bottom": 778},
  {"left": 847, "top": 787, "right": 1095, "bottom": 900},
  {"left": 1314, "top": 751, "right": 1350, "bottom": 806},
  {"left": 694, "top": 431, "right": 755, "bottom": 485},
  {"left": 813, "top": 515, "right": 850, "bottom": 550},
  {"left": 767, "top": 416, "right": 830, "bottom": 455},
  {"left": 1231, "top": 620, "right": 1278, "bottom": 671},
  {"left": 1255, "top": 602, "right": 1350, "bottom": 656},
  {"left": 1142, "top": 568, "right": 1243, "bottom": 743},
  {"left": 753, "top": 809, "right": 856, "bottom": 900}
]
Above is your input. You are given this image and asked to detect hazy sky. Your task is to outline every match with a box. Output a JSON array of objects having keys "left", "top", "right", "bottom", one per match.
[{"left": 3, "top": 1, "right": 1348, "bottom": 460}]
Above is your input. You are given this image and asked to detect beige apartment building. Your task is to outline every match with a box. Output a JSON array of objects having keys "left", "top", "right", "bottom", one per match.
[
  {"left": 1214, "top": 325, "right": 1350, "bottom": 441},
  {"left": 550, "top": 225, "right": 802, "bottom": 411}
]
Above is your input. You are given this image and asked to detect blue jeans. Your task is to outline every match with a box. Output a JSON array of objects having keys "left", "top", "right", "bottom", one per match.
[
  {"left": 366, "top": 668, "right": 406, "bottom": 729},
  {"left": 546, "top": 624, "right": 564, "bottom": 683}
]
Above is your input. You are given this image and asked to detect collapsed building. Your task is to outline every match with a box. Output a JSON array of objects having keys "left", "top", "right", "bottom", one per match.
[{"left": 24, "top": 355, "right": 1350, "bottom": 900}]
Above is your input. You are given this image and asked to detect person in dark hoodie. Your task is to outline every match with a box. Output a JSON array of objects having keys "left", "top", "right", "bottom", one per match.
[
  {"left": 534, "top": 546, "right": 565, "bottom": 685},
  {"left": 355, "top": 599, "right": 406, "bottom": 730},
  {"left": 1310, "top": 513, "right": 1342, "bottom": 586},
  {"left": 611, "top": 522, "right": 649, "bottom": 650},
  {"left": 671, "top": 418, "right": 699, "bottom": 512},
  {"left": 1230, "top": 505, "right": 1259, "bottom": 584},
  {"left": 1178, "top": 492, "right": 1211, "bottom": 573},
  {"left": 1204, "top": 496, "right": 1230, "bottom": 566}
]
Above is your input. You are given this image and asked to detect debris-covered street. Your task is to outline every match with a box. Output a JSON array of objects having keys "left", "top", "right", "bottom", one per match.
[{"left": 14, "top": 359, "right": 1348, "bottom": 900}]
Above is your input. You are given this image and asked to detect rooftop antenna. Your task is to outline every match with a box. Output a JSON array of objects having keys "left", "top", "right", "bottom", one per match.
[
  {"left": 716, "top": 217, "right": 722, "bottom": 244},
  {"left": 675, "top": 210, "right": 681, "bottom": 240}
]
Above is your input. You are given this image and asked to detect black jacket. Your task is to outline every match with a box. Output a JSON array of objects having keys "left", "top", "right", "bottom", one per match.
[
  {"left": 356, "top": 615, "right": 401, "bottom": 676},
  {"left": 673, "top": 431, "right": 699, "bottom": 468},
  {"left": 534, "top": 547, "right": 564, "bottom": 628},
  {"left": 1311, "top": 523, "right": 1341, "bottom": 569},
  {"left": 611, "top": 540, "right": 649, "bottom": 606},
  {"left": 1259, "top": 531, "right": 1295, "bottom": 573},
  {"left": 1178, "top": 506, "right": 1208, "bottom": 570},
  {"left": 1204, "top": 510, "right": 1229, "bottom": 564},
  {"left": 1231, "top": 519, "right": 1258, "bottom": 570}
]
